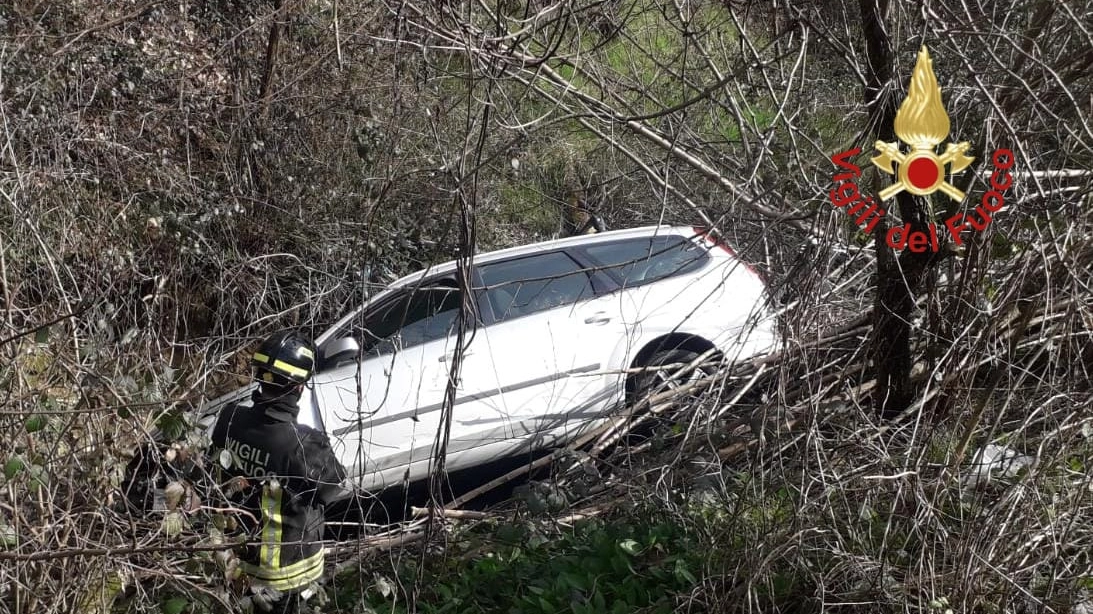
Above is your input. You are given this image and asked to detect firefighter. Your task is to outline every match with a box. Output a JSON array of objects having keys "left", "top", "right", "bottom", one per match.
[{"left": 210, "top": 331, "right": 351, "bottom": 613}]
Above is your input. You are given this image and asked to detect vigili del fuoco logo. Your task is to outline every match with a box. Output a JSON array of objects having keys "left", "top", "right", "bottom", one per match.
[{"left": 828, "top": 46, "right": 1015, "bottom": 252}]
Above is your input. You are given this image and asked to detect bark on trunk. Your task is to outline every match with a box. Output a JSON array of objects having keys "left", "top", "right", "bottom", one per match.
[
  {"left": 858, "top": 0, "right": 943, "bottom": 417},
  {"left": 259, "top": 0, "right": 287, "bottom": 123}
]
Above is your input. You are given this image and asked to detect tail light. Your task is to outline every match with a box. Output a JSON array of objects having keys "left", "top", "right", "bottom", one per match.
[{"left": 693, "top": 226, "right": 764, "bottom": 281}]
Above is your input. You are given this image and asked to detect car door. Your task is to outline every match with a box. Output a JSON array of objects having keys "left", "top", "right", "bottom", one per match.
[
  {"left": 310, "top": 278, "right": 464, "bottom": 487},
  {"left": 576, "top": 234, "right": 713, "bottom": 342},
  {"left": 457, "top": 250, "right": 630, "bottom": 449}
]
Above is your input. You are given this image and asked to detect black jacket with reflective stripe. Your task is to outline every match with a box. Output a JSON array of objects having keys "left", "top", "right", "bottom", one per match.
[{"left": 210, "top": 388, "right": 349, "bottom": 591}]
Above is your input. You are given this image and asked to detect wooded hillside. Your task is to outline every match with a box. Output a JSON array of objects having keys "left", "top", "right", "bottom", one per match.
[{"left": 1, "top": 0, "right": 1091, "bottom": 612}]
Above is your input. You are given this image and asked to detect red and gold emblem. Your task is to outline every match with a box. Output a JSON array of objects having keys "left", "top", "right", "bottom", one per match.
[{"left": 872, "top": 46, "right": 974, "bottom": 202}]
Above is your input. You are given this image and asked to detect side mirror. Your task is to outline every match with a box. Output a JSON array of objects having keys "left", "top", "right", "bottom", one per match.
[{"left": 321, "top": 337, "right": 361, "bottom": 368}]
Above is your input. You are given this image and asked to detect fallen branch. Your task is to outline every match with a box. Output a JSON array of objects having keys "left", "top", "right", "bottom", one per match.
[{"left": 410, "top": 507, "right": 487, "bottom": 520}]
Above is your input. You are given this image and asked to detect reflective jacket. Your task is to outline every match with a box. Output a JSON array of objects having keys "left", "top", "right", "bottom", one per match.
[{"left": 210, "top": 388, "right": 349, "bottom": 593}]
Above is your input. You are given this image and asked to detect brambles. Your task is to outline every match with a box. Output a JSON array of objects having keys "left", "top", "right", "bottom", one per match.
[
  {"left": 339, "top": 515, "right": 710, "bottom": 614},
  {"left": 1, "top": 0, "right": 1091, "bottom": 612}
]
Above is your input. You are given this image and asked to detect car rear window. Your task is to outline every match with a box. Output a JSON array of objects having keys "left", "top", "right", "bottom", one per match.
[{"left": 583, "top": 235, "right": 708, "bottom": 288}]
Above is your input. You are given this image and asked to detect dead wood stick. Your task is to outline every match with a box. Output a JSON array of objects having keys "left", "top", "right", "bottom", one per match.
[
  {"left": 52, "top": 1, "right": 164, "bottom": 57},
  {"left": 586, "top": 397, "right": 686, "bottom": 458},
  {"left": 410, "top": 507, "right": 487, "bottom": 520},
  {"left": 258, "top": 0, "right": 288, "bottom": 122},
  {"left": 708, "top": 364, "right": 769, "bottom": 423},
  {"left": 445, "top": 418, "right": 621, "bottom": 510},
  {"left": 329, "top": 531, "right": 426, "bottom": 575},
  {"left": 589, "top": 372, "right": 718, "bottom": 457},
  {"left": 554, "top": 508, "right": 606, "bottom": 525}
]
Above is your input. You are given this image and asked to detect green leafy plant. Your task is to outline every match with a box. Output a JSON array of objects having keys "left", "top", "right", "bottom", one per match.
[{"left": 333, "top": 517, "right": 705, "bottom": 614}]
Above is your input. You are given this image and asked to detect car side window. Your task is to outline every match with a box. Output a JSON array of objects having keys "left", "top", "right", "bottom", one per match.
[
  {"left": 583, "top": 236, "right": 708, "bottom": 288},
  {"left": 355, "top": 280, "right": 463, "bottom": 355},
  {"left": 477, "top": 251, "right": 595, "bottom": 323}
]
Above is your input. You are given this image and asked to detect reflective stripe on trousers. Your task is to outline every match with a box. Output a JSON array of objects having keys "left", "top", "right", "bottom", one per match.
[
  {"left": 259, "top": 482, "right": 283, "bottom": 570},
  {"left": 240, "top": 549, "right": 324, "bottom": 592},
  {"left": 247, "top": 480, "right": 323, "bottom": 592}
]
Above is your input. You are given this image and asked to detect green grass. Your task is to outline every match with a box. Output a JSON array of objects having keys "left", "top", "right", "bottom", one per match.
[{"left": 497, "top": 181, "right": 558, "bottom": 235}]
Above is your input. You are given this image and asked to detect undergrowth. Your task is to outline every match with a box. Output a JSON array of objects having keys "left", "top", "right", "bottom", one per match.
[{"left": 333, "top": 515, "right": 707, "bottom": 614}]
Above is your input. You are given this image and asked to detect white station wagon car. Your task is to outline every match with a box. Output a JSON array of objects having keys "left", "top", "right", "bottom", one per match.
[{"left": 200, "top": 225, "right": 779, "bottom": 492}]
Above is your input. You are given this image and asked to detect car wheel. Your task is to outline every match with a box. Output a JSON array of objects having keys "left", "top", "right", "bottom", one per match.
[{"left": 626, "top": 347, "right": 712, "bottom": 406}]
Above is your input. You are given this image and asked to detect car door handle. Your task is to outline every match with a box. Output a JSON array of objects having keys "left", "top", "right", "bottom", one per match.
[
  {"left": 584, "top": 312, "right": 611, "bottom": 325},
  {"left": 439, "top": 350, "right": 473, "bottom": 362}
]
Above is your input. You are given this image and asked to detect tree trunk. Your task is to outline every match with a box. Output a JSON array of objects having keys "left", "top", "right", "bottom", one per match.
[
  {"left": 259, "top": 0, "right": 287, "bottom": 123},
  {"left": 858, "top": 0, "right": 944, "bottom": 417}
]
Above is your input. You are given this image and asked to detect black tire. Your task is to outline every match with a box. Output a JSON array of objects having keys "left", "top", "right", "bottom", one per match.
[{"left": 626, "top": 347, "right": 711, "bottom": 405}]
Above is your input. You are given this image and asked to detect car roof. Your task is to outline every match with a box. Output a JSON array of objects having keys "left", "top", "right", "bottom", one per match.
[
  {"left": 391, "top": 225, "right": 691, "bottom": 286},
  {"left": 316, "top": 225, "right": 712, "bottom": 346}
]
